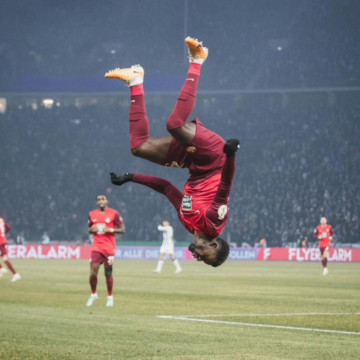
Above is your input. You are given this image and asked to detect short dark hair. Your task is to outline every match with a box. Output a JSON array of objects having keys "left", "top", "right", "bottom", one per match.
[{"left": 211, "top": 237, "right": 230, "bottom": 267}]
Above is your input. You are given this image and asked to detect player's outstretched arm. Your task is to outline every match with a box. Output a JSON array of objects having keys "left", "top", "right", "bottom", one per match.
[
  {"left": 110, "top": 172, "right": 133, "bottom": 186},
  {"left": 206, "top": 139, "right": 239, "bottom": 221},
  {"left": 110, "top": 173, "right": 183, "bottom": 212}
]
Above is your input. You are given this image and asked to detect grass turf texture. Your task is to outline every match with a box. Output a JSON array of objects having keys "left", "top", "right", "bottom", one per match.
[{"left": 0, "top": 260, "right": 359, "bottom": 360}]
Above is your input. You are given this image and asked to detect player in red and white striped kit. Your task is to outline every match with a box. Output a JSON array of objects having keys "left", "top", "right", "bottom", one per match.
[
  {"left": 0, "top": 217, "right": 21, "bottom": 282},
  {"left": 105, "top": 37, "right": 239, "bottom": 268},
  {"left": 313, "top": 217, "right": 334, "bottom": 276}
]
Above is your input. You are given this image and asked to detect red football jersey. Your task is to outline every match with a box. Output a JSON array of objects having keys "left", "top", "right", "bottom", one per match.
[
  {"left": 179, "top": 172, "right": 228, "bottom": 238},
  {"left": 164, "top": 118, "right": 226, "bottom": 186},
  {"left": 313, "top": 224, "right": 333, "bottom": 248},
  {"left": 0, "top": 217, "right": 11, "bottom": 246},
  {"left": 88, "top": 208, "right": 123, "bottom": 255}
]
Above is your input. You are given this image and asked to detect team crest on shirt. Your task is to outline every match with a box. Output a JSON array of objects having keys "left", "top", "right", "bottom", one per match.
[
  {"left": 217, "top": 205, "right": 228, "bottom": 220},
  {"left": 105, "top": 218, "right": 110, "bottom": 223},
  {"left": 182, "top": 195, "right": 192, "bottom": 210},
  {"left": 186, "top": 146, "right": 196, "bottom": 153}
]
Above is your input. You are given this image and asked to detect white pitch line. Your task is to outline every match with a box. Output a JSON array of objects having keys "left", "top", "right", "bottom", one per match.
[
  {"left": 171, "top": 312, "right": 360, "bottom": 318},
  {"left": 157, "top": 316, "right": 360, "bottom": 336}
]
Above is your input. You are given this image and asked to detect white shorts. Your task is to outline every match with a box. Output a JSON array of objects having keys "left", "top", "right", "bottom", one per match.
[{"left": 160, "top": 245, "right": 174, "bottom": 255}]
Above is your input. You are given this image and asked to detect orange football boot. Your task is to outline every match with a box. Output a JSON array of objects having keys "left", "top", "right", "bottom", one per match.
[
  {"left": 105, "top": 64, "right": 144, "bottom": 86},
  {"left": 185, "top": 37, "right": 208, "bottom": 63}
]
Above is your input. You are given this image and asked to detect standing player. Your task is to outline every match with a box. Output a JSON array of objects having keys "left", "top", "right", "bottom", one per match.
[
  {"left": 0, "top": 216, "right": 21, "bottom": 282},
  {"left": 106, "top": 37, "right": 239, "bottom": 268},
  {"left": 87, "top": 195, "right": 125, "bottom": 307},
  {"left": 153, "top": 220, "right": 182, "bottom": 274},
  {"left": 313, "top": 217, "right": 334, "bottom": 275}
]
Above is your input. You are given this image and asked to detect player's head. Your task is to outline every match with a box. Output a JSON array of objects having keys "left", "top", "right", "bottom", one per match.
[
  {"left": 163, "top": 220, "right": 170, "bottom": 227},
  {"left": 96, "top": 194, "right": 108, "bottom": 211},
  {"left": 188, "top": 237, "right": 229, "bottom": 267},
  {"left": 320, "top": 217, "right": 327, "bottom": 225}
]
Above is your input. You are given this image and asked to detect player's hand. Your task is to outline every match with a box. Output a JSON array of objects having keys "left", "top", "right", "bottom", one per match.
[
  {"left": 223, "top": 139, "right": 240, "bottom": 157},
  {"left": 110, "top": 172, "right": 118, "bottom": 181},
  {"left": 89, "top": 225, "right": 98, "bottom": 233},
  {"left": 104, "top": 227, "right": 114, "bottom": 234},
  {"left": 107, "top": 256, "right": 115, "bottom": 265},
  {"left": 318, "top": 236, "right": 322, "bottom": 239},
  {"left": 110, "top": 172, "right": 133, "bottom": 186}
]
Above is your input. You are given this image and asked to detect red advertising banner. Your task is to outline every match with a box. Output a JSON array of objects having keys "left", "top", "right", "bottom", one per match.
[
  {"left": 257, "top": 248, "right": 360, "bottom": 262},
  {"left": 6, "top": 245, "right": 360, "bottom": 262},
  {"left": 7, "top": 245, "right": 91, "bottom": 259}
]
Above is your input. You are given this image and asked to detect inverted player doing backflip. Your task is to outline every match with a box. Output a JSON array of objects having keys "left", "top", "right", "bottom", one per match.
[{"left": 105, "top": 37, "right": 240, "bottom": 267}]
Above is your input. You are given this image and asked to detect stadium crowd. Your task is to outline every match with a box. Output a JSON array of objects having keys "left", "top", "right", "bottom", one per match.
[
  {"left": 1, "top": 96, "right": 359, "bottom": 246},
  {"left": 0, "top": 1, "right": 359, "bottom": 90}
]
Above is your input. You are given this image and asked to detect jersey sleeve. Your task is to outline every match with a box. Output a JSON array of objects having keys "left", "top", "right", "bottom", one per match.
[
  {"left": 313, "top": 227, "right": 319, "bottom": 239},
  {"left": 158, "top": 225, "right": 166, "bottom": 231},
  {"left": 330, "top": 226, "right": 334, "bottom": 237},
  {"left": 114, "top": 211, "right": 123, "bottom": 228},
  {"left": 206, "top": 156, "right": 235, "bottom": 223},
  {"left": 5, "top": 221, "right": 11, "bottom": 234},
  {"left": 88, "top": 214, "right": 93, "bottom": 228}
]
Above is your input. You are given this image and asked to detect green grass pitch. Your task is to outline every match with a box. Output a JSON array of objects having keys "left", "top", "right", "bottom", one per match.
[{"left": 0, "top": 260, "right": 359, "bottom": 359}]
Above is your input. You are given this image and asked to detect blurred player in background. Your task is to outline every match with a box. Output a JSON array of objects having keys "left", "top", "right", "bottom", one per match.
[
  {"left": 106, "top": 37, "right": 240, "bottom": 268},
  {"left": 0, "top": 216, "right": 21, "bottom": 282},
  {"left": 302, "top": 236, "right": 309, "bottom": 248},
  {"left": 152, "top": 220, "right": 182, "bottom": 274},
  {"left": 313, "top": 217, "right": 333, "bottom": 276},
  {"left": 87, "top": 195, "right": 125, "bottom": 307}
]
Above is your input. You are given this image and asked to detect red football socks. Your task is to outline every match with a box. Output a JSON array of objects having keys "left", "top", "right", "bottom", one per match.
[
  {"left": 321, "top": 258, "right": 328, "bottom": 268},
  {"left": 129, "top": 90, "right": 149, "bottom": 150},
  {"left": 89, "top": 275, "right": 97, "bottom": 294},
  {"left": 166, "top": 64, "right": 201, "bottom": 130},
  {"left": 127, "top": 63, "right": 201, "bottom": 149},
  {"left": 188, "top": 62, "right": 201, "bottom": 76},
  {"left": 130, "top": 83, "right": 144, "bottom": 96},
  {"left": 4, "top": 260, "right": 16, "bottom": 275},
  {"left": 106, "top": 276, "right": 113, "bottom": 296}
]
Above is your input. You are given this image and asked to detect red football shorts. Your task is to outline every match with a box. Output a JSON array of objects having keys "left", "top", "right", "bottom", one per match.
[
  {"left": 0, "top": 244, "right": 8, "bottom": 257},
  {"left": 90, "top": 251, "right": 113, "bottom": 265},
  {"left": 163, "top": 118, "right": 225, "bottom": 177},
  {"left": 319, "top": 246, "right": 329, "bottom": 255}
]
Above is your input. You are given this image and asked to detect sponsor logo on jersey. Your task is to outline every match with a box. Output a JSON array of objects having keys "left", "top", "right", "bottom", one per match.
[
  {"left": 182, "top": 195, "right": 192, "bottom": 210},
  {"left": 96, "top": 223, "right": 106, "bottom": 234},
  {"left": 217, "top": 205, "right": 228, "bottom": 220}
]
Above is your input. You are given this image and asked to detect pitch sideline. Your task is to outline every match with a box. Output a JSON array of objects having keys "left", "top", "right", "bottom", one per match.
[{"left": 157, "top": 313, "right": 360, "bottom": 336}]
